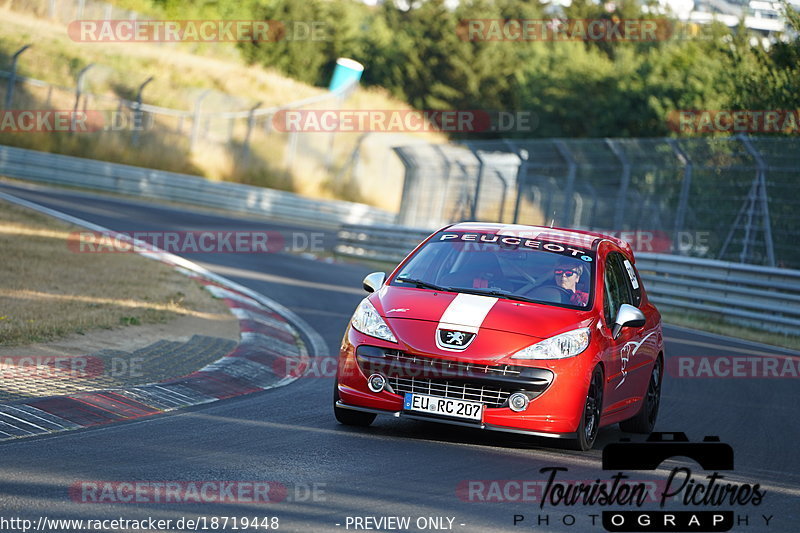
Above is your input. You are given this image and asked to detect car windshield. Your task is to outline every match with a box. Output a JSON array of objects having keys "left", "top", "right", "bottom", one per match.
[{"left": 391, "top": 231, "right": 594, "bottom": 308}]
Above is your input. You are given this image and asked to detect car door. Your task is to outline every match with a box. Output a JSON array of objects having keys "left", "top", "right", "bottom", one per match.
[
  {"left": 616, "top": 253, "right": 660, "bottom": 404},
  {"left": 601, "top": 250, "right": 639, "bottom": 410}
]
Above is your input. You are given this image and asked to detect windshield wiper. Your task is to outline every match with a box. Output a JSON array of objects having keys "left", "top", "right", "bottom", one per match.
[
  {"left": 395, "top": 277, "right": 446, "bottom": 291},
  {"left": 451, "top": 287, "right": 539, "bottom": 304}
]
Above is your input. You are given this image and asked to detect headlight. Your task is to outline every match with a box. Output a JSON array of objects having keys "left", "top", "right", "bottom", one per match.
[
  {"left": 511, "top": 327, "right": 590, "bottom": 360},
  {"left": 351, "top": 298, "right": 397, "bottom": 343}
]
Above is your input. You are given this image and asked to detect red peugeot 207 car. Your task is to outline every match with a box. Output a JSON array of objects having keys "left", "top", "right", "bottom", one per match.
[{"left": 333, "top": 223, "right": 664, "bottom": 450}]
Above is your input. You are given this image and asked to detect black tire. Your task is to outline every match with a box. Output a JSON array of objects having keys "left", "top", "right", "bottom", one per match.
[
  {"left": 333, "top": 380, "right": 376, "bottom": 427},
  {"left": 572, "top": 365, "right": 604, "bottom": 451},
  {"left": 619, "top": 357, "right": 663, "bottom": 434}
]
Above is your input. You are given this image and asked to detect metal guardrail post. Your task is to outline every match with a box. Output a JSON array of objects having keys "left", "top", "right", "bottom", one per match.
[
  {"left": 5, "top": 45, "right": 32, "bottom": 110},
  {"left": 455, "top": 161, "right": 474, "bottom": 221},
  {"left": 513, "top": 150, "right": 528, "bottom": 224},
  {"left": 284, "top": 129, "right": 299, "bottom": 175},
  {"left": 190, "top": 90, "right": 211, "bottom": 151},
  {"left": 606, "top": 139, "right": 630, "bottom": 230},
  {"left": 241, "top": 101, "right": 262, "bottom": 164},
  {"left": 431, "top": 144, "right": 453, "bottom": 228},
  {"left": 392, "top": 147, "right": 417, "bottom": 227},
  {"left": 738, "top": 135, "right": 776, "bottom": 267},
  {"left": 493, "top": 169, "right": 508, "bottom": 222},
  {"left": 668, "top": 139, "right": 693, "bottom": 248},
  {"left": 226, "top": 116, "right": 235, "bottom": 143},
  {"left": 504, "top": 141, "right": 528, "bottom": 224},
  {"left": 132, "top": 76, "right": 153, "bottom": 146},
  {"left": 465, "top": 142, "right": 485, "bottom": 220},
  {"left": 723, "top": 174, "right": 759, "bottom": 264},
  {"left": 334, "top": 132, "right": 368, "bottom": 187},
  {"left": 554, "top": 140, "right": 577, "bottom": 226},
  {"left": 717, "top": 191, "right": 755, "bottom": 260},
  {"left": 579, "top": 182, "right": 597, "bottom": 228},
  {"left": 503, "top": 139, "right": 530, "bottom": 224},
  {"left": 72, "top": 63, "right": 94, "bottom": 132}
]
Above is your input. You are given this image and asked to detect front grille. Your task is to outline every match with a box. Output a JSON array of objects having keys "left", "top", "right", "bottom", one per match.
[
  {"left": 388, "top": 376, "right": 510, "bottom": 409},
  {"left": 383, "top": 350, "right": 523, "bottom": 377}
]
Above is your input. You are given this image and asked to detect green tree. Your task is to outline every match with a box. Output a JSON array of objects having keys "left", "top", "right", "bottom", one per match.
[{"left": 238, "top": 0, "right": 331, "bottom": 85}]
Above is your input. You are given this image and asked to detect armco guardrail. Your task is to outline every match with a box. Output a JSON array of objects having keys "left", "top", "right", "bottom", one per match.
[
  {"left": 335, "top": 223, "right": 800, "bottom": 336},
  {"left": 0, "top": 145, "right": 395, "bottom": 228},
  {"left": 635, "top": 252, "right": 800, "bottom": 335},
  {"left": 335, "top": 224, "right": 432, "bottom": 263}
]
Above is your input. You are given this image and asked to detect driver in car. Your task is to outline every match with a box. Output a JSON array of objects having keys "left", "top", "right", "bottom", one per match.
[{"left": 554, "top": 261, "right": 589, "bottom": 306}]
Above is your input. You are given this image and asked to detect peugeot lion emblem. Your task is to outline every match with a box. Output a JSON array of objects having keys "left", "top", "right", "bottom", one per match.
[
  {"left": 436, "top": 328, "right": 476, "bottom": 350},
  {"left": 447, "top": 331, "right": 467, "bottom": 345}
]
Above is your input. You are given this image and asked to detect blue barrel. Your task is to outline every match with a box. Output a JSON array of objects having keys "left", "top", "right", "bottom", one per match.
[{"left": 328, "top": 58, "right": 364, "bottom": 92}]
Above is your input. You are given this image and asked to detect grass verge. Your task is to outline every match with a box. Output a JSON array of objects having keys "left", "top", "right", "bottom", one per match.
[
  {"left": 0, "top": 199, "right": 232, "bottom": 346},
  {"left": 660, "top": 310, "right": 800, "bottom": 352}
]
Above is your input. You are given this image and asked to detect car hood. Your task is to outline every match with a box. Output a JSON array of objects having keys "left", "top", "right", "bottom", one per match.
[{"left": 373, "top": 286, "right": 594, "bottom": 341}]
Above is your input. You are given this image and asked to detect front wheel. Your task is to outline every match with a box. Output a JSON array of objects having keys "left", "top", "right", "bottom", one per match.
[
  {"left": 571, "top": 365, "right": 604, "bottom": 451},
  {"left": 619, "top": 357, "right": 662, "bottom": 434},
  {"left": 333, "top": 380, "right": 376, "bottom": 427}
]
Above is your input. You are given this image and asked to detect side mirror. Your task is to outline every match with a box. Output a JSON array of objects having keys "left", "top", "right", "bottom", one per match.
[
  {"left": 612, "top": 303, "right": 646, "bottom": 339},
  {"left": 362, "top": 272, "right": 386, "bottom": 293}
]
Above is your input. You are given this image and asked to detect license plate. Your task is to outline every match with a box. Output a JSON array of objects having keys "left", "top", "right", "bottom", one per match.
[{"left": 403, "top": 393, "right": 483, "bottom": 421}]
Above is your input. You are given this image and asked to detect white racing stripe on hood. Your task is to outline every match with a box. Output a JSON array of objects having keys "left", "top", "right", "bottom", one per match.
[{"left": 438, "top": 293, "right": 498, "bottom": 333}]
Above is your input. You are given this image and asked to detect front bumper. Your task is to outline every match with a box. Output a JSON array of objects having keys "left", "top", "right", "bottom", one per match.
[
  {"left": 337, "top": 328, "right": 595, "bottom": 436},
  {"left": 334, "top": 401, "right": 576, "bottom": 439}
]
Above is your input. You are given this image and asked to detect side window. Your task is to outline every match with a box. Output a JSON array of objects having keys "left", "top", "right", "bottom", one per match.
[
  {"left": 603, "top": 272, "right": 614, "bottom": 325},
  {"left": 621, "top": 258, "right": 642, "bottom": 307},
  {"left": 603, "top": 252, "right": 633, "bottom": 326}
]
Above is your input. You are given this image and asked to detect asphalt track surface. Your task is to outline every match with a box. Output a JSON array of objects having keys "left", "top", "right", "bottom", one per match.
[{"left": 1, "top": 180, "right": 798, "bottom": 533}]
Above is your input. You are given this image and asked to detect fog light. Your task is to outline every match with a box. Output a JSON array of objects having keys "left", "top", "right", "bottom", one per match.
[
  {"left": 508, "top": 392, "right": 530, "bottom": 412},
  {"left": 367, "top": 373, "right": 386, "bottom": 393}
]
